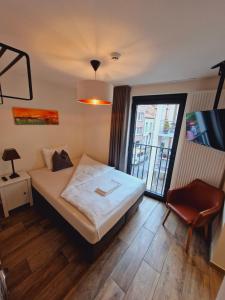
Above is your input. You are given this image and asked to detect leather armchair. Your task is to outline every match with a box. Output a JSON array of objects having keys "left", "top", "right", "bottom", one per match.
[{"left": 163, "top": 179, "right": 224, "bottom": 252}]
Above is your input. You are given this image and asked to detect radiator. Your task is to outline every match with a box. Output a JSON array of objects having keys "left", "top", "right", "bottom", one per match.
[{"left": 174, "top": 90, "right": 225, "bottom": 188}]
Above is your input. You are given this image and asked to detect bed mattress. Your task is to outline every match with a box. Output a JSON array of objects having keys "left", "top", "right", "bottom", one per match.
[{"left": 29, "top": 159, "right": 145, "bottom": 244}]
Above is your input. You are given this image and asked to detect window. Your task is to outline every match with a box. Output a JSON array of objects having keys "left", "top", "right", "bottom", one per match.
[
  {"left": 137, "top": 112, "right": 144, "bottom": 121},
  {"left": 136, "top": 127, "right": 143, "bottom": 135}
]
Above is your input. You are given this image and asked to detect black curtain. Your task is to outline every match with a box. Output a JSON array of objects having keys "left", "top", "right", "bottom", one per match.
[{"left": 108, "top": 85, "right": 131, "bottom": 170}]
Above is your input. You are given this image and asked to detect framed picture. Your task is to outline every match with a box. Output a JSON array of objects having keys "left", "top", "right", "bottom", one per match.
[{"left": 12, "top": 107, "right": 59, "bottom": 125}]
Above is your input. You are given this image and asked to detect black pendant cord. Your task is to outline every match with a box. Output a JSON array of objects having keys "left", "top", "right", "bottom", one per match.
[
  {"left": 211, "top": 60, "right": 225, "bottom": 109},
  {"left": 0, "top": 82, "right": 3, "bottom": 104}
]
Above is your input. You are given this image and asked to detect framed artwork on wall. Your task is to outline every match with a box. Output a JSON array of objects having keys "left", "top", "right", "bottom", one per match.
[{"left": 12, "top": 107, "right": 59, "bottom": 125}]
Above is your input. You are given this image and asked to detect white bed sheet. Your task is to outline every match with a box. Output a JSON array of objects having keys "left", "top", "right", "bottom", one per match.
[{"left": 29, "top": 159, "right": 145, "bottom": 244}]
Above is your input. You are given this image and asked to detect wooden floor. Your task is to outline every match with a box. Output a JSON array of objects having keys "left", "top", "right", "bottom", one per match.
[{"left": 0, "top": 197, "right": 224, "bottom": 300}]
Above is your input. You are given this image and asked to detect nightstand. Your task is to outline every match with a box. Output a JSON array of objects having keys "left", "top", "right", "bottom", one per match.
[{"left": 0, "top": 171, "right": 33, "bottom": 217}]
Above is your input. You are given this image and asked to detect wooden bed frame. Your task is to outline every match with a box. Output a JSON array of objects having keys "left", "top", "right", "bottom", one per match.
[{"left": 32, "top": 187, "right": 144, "bottom": 262}]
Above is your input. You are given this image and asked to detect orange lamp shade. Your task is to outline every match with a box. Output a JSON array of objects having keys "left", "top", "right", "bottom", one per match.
[
  {"left": 78, "top": 99, "right": 112, "bottom": 105},
  {"left": 77, "top": 80, "right": 113, "bottom": 105}
]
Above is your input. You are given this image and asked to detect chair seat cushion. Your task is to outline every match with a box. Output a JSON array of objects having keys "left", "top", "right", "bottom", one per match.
[{"left": 168, "top": 203, "right": 199, "bottom": 224}]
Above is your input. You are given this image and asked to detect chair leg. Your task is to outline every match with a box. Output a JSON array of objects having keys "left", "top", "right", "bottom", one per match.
[
  {"left": 162, "top": 209, "right": 171, "bottom": 226},
  {"left": 185, "top": 226, "right": 193, "bottom": 253},
  {"left": 204, "top": 223, "right": 209, "bottom": 241}
]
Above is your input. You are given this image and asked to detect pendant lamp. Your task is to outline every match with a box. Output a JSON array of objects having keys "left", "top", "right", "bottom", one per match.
[{"left": 77, "top": 60, "right": 113, "bottom": 105}]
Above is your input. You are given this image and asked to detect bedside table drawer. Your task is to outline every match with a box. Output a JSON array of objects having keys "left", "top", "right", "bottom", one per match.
[
  {"left": 0, "top": 171, "right": 33, "bottom": 217},
  {"left": 2, "top": 180, "right": 29, "bottom": 211}
]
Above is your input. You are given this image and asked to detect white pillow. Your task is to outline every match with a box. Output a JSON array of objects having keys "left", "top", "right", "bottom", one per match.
[{"left": 42, "top": 145, "right": 69, "bottom": 170}]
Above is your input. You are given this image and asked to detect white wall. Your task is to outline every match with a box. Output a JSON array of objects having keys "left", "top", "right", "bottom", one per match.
[
  {"left": 82, "top": 104, "right": 112, "bottom": 164},
  {"left": 175, "top": 90, "right": 225, "bottom": 188},
  {"left": 210, "top": 162, "right": 225, "bottom": 271},
  {"left": 0, "top": 73, "right": 84, "bottom": 175},
  {"left": 131, "top": 76, "right": 218, "bottom": 96}
]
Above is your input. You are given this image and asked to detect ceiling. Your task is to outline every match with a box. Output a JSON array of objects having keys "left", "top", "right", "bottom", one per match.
[{"left": 1, "top": 0, "right": 225, "bottom": 87}]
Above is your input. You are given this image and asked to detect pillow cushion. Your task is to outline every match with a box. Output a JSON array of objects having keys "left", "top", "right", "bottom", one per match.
[
  {"left": 42, "top": 145, "right": 69, "bottom": 170},
  {"left": 52, "top": 150, "right": 73, "bottom": 172}
]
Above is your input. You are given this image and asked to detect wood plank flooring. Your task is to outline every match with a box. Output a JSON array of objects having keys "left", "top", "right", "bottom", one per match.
[{"left": 0, "top": 197, "right": 224, "bottom": 300}]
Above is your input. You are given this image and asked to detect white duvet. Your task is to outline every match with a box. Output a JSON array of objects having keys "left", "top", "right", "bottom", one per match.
[{"left": 61, "top": 154, "right": 146, "bottom": 236}]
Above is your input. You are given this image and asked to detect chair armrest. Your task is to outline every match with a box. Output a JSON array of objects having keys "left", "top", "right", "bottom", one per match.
[
  {"left": 193, "top": 206, "right": 221, "bottom": 226},
  {"left": 200, "top": 207, "right": 220, "bottom": 217}
]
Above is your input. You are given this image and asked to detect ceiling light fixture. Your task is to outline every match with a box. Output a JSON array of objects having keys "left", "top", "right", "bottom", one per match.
[
  {"left": 111, "top": 52, "right": 121, "bottom": 60},
  {"left": 77, "top": 60, "right": 113, "bottom": 105}
]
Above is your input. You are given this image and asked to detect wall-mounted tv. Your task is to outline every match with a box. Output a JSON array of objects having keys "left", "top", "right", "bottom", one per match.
[{"left": 186, "top": 109, "right": 225, "bottom": 152}]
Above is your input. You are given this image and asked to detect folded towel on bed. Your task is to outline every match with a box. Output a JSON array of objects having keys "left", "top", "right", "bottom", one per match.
[
  {"left": 95, "top": 180, "right": 121, "bottom": 196},
  {"left": 61, "top": 154, "right": 146, "bottom": 237}
]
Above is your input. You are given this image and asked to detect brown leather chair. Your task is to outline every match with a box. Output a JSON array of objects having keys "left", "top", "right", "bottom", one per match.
[{"left": 163, "top": 179, "right": 224, "bottom": 252}]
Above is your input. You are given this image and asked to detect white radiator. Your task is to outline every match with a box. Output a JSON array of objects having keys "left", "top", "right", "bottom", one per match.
[{"left": 174, "top": 90, "right": 225, "bottom": 188}]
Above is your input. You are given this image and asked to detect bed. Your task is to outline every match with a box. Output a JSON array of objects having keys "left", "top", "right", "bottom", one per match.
[{"left": 29, "top": 156, "right": 145, "bottom": 260}]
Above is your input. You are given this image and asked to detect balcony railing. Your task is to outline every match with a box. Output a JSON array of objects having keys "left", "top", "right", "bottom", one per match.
[{"left": 130, "top": 143, "right": 172, "bottom": 197}]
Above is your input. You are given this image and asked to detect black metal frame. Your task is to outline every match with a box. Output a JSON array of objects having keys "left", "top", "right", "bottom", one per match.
[
  {"left": 211, "top": 60, "right": 225, "bottom": 109},
  {"left": 0, "top": 42, "right": 33, "bottom": 103},
  {"left": 127, "top": 93, "right": 187, "bottom": 201}
]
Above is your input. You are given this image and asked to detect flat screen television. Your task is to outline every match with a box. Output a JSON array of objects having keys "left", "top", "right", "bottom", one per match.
[{"left": 186, "top": 109, "right": 225, "bottom": 152}]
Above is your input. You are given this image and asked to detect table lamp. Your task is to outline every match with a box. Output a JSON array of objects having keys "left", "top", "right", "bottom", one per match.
[{"left": 2, "top": 148, "right": 21, "bottom": 179}]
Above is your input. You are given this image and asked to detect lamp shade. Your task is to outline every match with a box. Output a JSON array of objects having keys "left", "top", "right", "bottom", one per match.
[
  {"left": 77, "top": 80, "right": 113, "bottom": 105},
  {"left": 2, "top": 148, "right": 20, "bottom": 161}
]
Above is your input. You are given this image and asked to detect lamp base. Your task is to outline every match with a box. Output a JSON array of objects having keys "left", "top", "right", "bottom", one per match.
[{"left": 9, "top": 173, "right": 20, "bottom": 179}]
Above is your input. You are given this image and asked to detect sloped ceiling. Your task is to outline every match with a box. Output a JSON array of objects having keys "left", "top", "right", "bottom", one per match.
[{"left": 1, "top": 0, "right": 225, "bottom": 87}]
